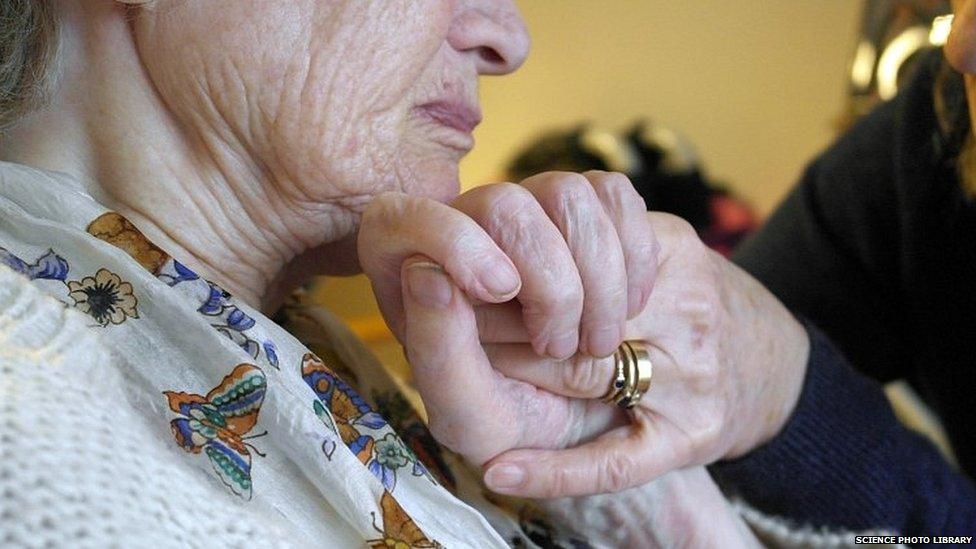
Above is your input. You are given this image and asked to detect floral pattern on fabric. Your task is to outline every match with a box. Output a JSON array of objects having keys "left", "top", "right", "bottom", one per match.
[
  {"left": 163, "top": 363, "right": 268, "bottom": 500},
  {"left": 85, "top": 211, "right": 281, "bottom": 366},
  {"left": 368, "top": 491, "right": 442, "bottom": 548},
  {"left": 66, "top": 268, "right": 139, "bottom": 326},
  {"left": 156, "top": 259, "right": 281, "bottom": 369},
  {"left": 302, "top": 353, "right": 419, "bottom": 491},
  {"left": 374, "top": 390, "right": 456, "bottom": 491},
  {"left": 1, "top": 246, "right": 141, "bottom": 326}
]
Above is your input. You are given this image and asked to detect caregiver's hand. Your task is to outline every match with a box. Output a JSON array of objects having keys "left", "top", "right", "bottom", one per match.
[
  {"left": 381, "top": 212, "right": 808, "bottom": 499},
  {"left": 463, "top": 217, "right": 810, "bottom": 498}
]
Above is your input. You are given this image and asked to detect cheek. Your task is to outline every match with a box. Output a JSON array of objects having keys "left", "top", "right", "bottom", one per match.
[
  {"left": 270, "top": 0, "right": 455, "bottom": 191},
  {"left": 135, "top": 0, "right": 455, "bottom": 202}
]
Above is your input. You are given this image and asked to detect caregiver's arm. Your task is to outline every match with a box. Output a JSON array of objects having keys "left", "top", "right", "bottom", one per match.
[{"left": 709, "top": 318, "right": 976, "bottom": 536}]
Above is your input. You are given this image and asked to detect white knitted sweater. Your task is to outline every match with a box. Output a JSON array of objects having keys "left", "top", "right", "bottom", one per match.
[{"left": 0, "top": 266, "right": 302, "bottom": 547}]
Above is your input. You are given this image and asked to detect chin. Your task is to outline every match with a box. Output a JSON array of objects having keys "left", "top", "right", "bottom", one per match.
[{"left": 401, "top": 158, "right": 462, "bottom": 203}]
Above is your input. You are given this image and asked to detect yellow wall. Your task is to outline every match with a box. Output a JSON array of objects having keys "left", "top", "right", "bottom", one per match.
[
  {"left": 320, "top": 0, "right": 861, "bottom": 343},
  {"left": 461, "top": 0, "right": 860, "bottom": 216}
]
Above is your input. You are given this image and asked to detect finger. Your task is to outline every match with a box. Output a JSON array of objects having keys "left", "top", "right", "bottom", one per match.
[
  {"left": 483, "top": 419, "right": 684, "bottom": 498},
  {"left": 400, "top": 255, "right": 521, "bottom": 463},
  {"left": 452, "top": 183, "right": 584, "bottom": 359},
  {"left": 521, "top": 172, "right": 628, "bottom": 358},
  {"left": 581, "top": 171, "right": 659, "bottom": 319},
  {"left": 358, "top": 192, "right": 522, "bottom": 340},
  {"left": 475, "top": 301, "right": 530, "bottom": 343},
  {"left": 484, "top": 343, "right": 614, "bottom": 399}
]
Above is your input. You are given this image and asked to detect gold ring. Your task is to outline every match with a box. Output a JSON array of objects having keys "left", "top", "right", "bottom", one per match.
[{"left": 601, "top": 340, "right": 653, "bottom": 409}]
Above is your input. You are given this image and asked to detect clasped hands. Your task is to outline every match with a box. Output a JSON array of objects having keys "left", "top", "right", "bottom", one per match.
[{"left": 358, "top": 171, "right": 809, "bottom": 501}]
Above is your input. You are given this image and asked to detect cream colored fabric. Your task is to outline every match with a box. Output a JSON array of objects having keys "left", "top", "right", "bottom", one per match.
[
  {"left": 0, "top": 162, "right": 517, "bottom": 548},
  {"left": 0, "top": 266, "right": 302, "bottom": 548}
]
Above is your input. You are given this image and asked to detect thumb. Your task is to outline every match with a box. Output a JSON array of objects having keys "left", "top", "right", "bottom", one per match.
[{"left": 401, "top": 255, "right": 519, "bottom": 464}]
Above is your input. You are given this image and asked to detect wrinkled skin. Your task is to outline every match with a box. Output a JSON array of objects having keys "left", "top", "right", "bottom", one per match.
[
  {"left": 360, "top": 186, "right": 808, "bottom": 499},
  {"left": 4, "top": 1, "right": 774, "bottom": 544},
  {"left": 363, "top": 0, "right": 976, "bottom": 503},
  {"left": 6, "top": 0, "right": 528, "bottom": 309}
]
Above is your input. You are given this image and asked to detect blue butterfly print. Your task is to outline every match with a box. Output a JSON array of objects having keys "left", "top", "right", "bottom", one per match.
[{"left": 0, "top": 248, "right": 68, "bottom": 281}]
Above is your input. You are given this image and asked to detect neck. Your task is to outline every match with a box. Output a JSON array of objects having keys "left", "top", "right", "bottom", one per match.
[{"left": 0, "top": 2, "right": 358, "bottom": 312}]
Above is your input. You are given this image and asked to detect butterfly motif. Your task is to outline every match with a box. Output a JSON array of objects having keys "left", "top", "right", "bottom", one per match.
[
  {"left": 164, "top": 363, "right": 267, "bottom": 500},
  {"left": 368, "top": 491, "right": 441, "bottom": 549},
  {"left": 302, "top": 353, "right": 417, "bottom": 491},
  {"left": 301, "top": 353, "right": 387, "bottom": 464}
]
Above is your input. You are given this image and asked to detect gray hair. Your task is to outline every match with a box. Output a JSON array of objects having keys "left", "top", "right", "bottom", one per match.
[{"left": 0, "top": 1, "right": 59, "bottom": 132}]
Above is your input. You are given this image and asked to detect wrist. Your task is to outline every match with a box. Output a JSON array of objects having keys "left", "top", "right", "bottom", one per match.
[{"left": 717, "top": 254, "right": 810, "bottom": 458}]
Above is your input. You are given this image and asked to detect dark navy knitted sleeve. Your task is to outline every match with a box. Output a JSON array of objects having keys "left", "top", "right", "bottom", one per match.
[{"left": 709, "top": 319, "right": 976, "bottom": 537}]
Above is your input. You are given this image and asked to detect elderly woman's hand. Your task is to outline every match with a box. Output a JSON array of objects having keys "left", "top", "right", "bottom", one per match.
[
  {"left": 359, "top": 174, "right": 810, "bottom": 498},
  {"left": 359, "top": 171, "right": 659, "bottom": 360}
]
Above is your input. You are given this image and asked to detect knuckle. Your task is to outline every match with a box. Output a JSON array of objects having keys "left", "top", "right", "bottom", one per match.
[
  {"left": 562, "top": 355, "right": 606, "bottom": 396},
  {"left": 677, "top": 288, "right": 722, "bottom": 331},
  {"left": 598, "top": 453, "right": 634, "bottom": 493},
  {"left": 520, "top": 275, "right": 584, "bottom": 316},
  {"left": 358, "top": 193, "right": 407, "bottom": 269},
  {"left": 523, "top": 172, "right": 598, "bottom": 218},
  {"left": 664, "top": 213, "right": 698, "bottom": 241},
  {"left": 360, "top": 192, "right": 400, "bottom": 232},
  {"left": 543, "top": 277, "right": 585, "bottom": 311},
  {"left": 651, "top": 212, "right": 700, "bottom": 248},
  {"left": 542, "top": 178, "right": 602, "bottom": 220},
  {"left": 687, "top": 362, "right": 721, "bottom": 396},
  {"left": 545, "top": 462, "right": 572, "bottom": 497},
  {"left": 586, "top": 170, "right": 643, "bottom": 212},
  {"left": 480, "top": 184, "right": 538, "bottom": 234},
  {"left": 545, "top": 174, "right": 598, "bottom": 217}
]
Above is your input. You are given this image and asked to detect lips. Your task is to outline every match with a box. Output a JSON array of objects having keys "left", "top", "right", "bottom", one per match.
[{"left": 417, "top": 100, "right": 483, "bottom": 134}]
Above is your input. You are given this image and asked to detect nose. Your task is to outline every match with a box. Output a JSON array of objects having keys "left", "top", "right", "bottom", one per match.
[{"left": 448, "top": 0, "right": 531, "bottom": 75}]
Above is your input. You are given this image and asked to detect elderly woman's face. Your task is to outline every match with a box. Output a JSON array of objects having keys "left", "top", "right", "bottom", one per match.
[{"left": 133, "top": 1, "right": 528, "bottom": 206}]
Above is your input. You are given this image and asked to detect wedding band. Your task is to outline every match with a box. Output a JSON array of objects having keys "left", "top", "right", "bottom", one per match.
[
  {"left": 601, "top": 348, "right": 626, "bottom": 401},
  {"left": 601, "top": 340, "right": 653, "bottom": 409}
]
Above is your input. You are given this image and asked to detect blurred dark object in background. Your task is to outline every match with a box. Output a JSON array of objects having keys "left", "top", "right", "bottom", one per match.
[
  {"left": 507, "top": 122, "right": 757, "bottom": 257},
  {"left": 842, "top": 0, "right": 951, "bottom": 130}
]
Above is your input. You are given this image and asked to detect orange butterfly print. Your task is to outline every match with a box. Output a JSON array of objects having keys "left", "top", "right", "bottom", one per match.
[
  {"left": 301, "top": 353, "right": 387, "bottom": 463},
  {"left": 164, "top": 363, "right": 267, "bottom": 499},
  {"left": 369, "top": 491, "right": 442, "bottom": 549}
]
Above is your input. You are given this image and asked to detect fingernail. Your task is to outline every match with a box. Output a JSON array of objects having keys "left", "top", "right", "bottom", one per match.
[
  {"left": 587, "top": 325, "right": 621, "bottom": 358},
  {"left": 547, "top": 331, "right": 578, "bottom": 359},
  {"left": 480, "top": 259, "right": 520, "bottom": 300},
  {"left": 485, "top": 464, "right": 525, "bottom": 490},
  {"left": 405, "top": 262, "right": 453, "bottom": 308}
]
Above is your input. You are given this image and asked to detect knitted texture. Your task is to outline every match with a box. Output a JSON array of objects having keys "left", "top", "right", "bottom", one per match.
[
  {"left": 731, "top": 499, "right": 903, "bottom": 549},
  {"left": 0, "top": 267, "right": 294, "bottom": 548}
]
